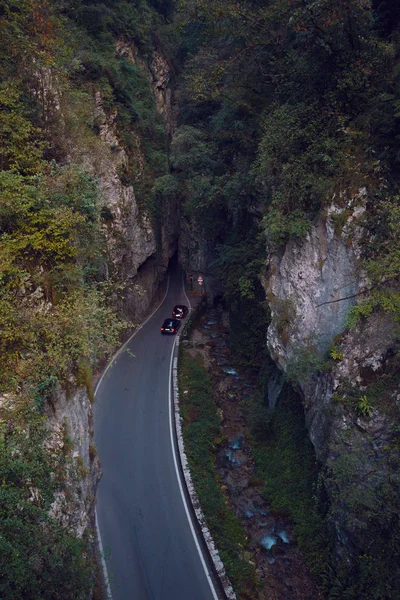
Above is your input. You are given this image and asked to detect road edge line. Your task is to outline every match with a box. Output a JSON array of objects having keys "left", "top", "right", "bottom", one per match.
[
  {"left": 169, "top": 275, "right": 237, "bottom": 600},
  {"left": 168, "top": 339, "right": 220, "bottom": 600},
  {"left": 95, "top": 510, "right": 113, "bottom": 600},
  {"left": 94, "top": 276, "right": 170, "bottom": 397},
  {"left": 94, "top": 276, "right": 170, "bottom": 598}
]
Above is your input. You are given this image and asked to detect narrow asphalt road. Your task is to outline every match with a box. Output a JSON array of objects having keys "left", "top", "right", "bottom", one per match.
[{"left": 95, "top": 264, "right": 217, "bottom": 600}]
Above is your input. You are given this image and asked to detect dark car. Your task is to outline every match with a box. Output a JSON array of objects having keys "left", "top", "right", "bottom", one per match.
[
  {"left": 172, "top": 305, "right": 189, "bottom": 319},
  {"left": 161, "top": 318, "right": 181, "bottom": 334}
]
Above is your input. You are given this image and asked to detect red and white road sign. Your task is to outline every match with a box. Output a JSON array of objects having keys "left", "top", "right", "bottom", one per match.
[{"left": 197, "top": 275, "right": 203, "bottom": 286}]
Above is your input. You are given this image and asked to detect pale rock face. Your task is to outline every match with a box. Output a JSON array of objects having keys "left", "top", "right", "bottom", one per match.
[
  {"left": 55, "top": 39, "right": 178, "bottom": 321},
  {"left": 150, "top": 50, "right": 175, "bottom": 131},
  {"left": 265, "top": 195, "right": 400, "bottom": 559},
  {"left": 333, "top": 312, "right": 394, "bottom": 391},
  {"left": 93, "top": 91, "right": 156, "bottom": 278},
  {"left": 87, "top": 43, "right": 178, "bottom": 321},
  {"left": 265, "top": 195, "right": 397, "bottom": 455},
  {"left": 31, "top": 65, "right": 62, "bottom": 121},
  {"left": 0, "top": 388, "right": 100, "bottom": 541},
  {"left": 87, "top": 84, "right": 180, "bottom": 320},
  {"left": 267, "top": 200, "right": 366, "bottom": 371},
  {"left": 46, "top": 387, "right": 100, "bottom": 538},
  {"left": 305, "top": 310, "right": 397, "bottom": 453}
]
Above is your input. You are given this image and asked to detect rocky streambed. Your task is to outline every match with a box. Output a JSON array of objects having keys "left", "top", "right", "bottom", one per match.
[{"left": 185, "top": 305, "right": 323, "bottom": 600}]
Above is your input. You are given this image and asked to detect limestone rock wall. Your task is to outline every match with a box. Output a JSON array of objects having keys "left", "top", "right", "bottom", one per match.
[
  {"left": 267, "top": 199, "right": 366, "bottom": 371},
  {"left": 179, "top": 216, "right": 225, "bottom": 300},
  {"left": 46, "top": 387, "right": 100, "bottom": 539},
  {"left": 91, "top": 91, "right": 162, "bottom": 320},
  {"left": 85, "top": 41, "right": 177, "bottom": 322},
  {"left": 115, "top": 40, "right": 177, "bottom": 134},
  {"left": 265, "top": 197, "right": 400, "bottom": 559},
  {"left": 29, "top": 41, "right": 178, "bottom": 560}
]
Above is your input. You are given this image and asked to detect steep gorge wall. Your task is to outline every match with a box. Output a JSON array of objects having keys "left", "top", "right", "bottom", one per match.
[
  {"left": 72, "top": 45, "right": 176, "bottom": 494},
  {"left": 161, "top": 1, "right": 400, "bottom": 595},
  {"left": 29, "top": 37, "right": 178, "bottom": 574},
  {"left": 267, "top": 198, "right": 366, "bottom": 372},
  {"left": 46, "top": 387, "right": 100, "bottom": 539},
  {"left": 265, "top": 198, "right": 400, "bottom": 567},
  {"left": 66, "top": 43, "right": 178, "bottom": 323}
]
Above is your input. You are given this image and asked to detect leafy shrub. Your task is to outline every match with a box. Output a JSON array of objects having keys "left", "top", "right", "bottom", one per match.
[
  {"left": 0, "top": 165, "right": 128, "bottom": 392},
  {"left": 285, "top": 342, "right": 323, "bottom": 384}
]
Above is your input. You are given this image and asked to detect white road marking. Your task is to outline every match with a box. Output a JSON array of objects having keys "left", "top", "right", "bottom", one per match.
[
  {"left": 168, "top": 337, "right": 220, "bottom": 600},
  {"left": 94, "top": 278, "right": 170, "bottom": 397},
  {"left": 176, "top": 277, "right": 236, "bottom": 599},
  {"left": 95, "top": 510, "right": 113, "bottom": 600},
  {"left": 95, "top": 272, "right": 219, "bottom": 600},
  {"left": 94, "top": 277, "right": 170, "bottom": 599}
]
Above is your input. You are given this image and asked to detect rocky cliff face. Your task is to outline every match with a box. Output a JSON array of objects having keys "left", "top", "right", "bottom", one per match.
[
  {"left": 31, "top": 41, "right": 178, "bottom": 562},
  {"left": 37, "top": 43, "right": 177, "bottom": 323},
  {"left": 267, "top": 198, "right": 366, "bottom": 371},
  {"left": 84, "top": 43, "right": 178, "bottom": 323},
  {"left": 265, "top": 198, "right": 400, "bottom": 564},
  {"left": 92, "top": 90, "right": 161, "bottom": 320},
  {"left": 179, "top": 216, "right": 226, "bottom": 300},
  {"left": 116, "top": 40, "right": 177, "bottom": 134},
  {"left": 46, "top": 387, "right": 100, "bottom": 538}
]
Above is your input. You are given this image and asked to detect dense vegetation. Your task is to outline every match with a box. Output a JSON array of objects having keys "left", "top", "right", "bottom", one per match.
[
  {"left": 162, "top": 1, "right": 400, "bottom": 598},
  {"left": 159, "top": 0, "right": 400, "bottom": 322},
  {"left": 2, "top": 0, "right": 400, "bottom": 597},
  {"left": 0, "top": 397, "right": 92, "bottom": 599},
  {"left": 0, "top": 0, "right": 170, "bottom": 393},
  {"left": 245, "top": 383, "right": 330, "bottom": 581},
  {"left": 0, "top": 0, "right": 171, "bottom": 596}
]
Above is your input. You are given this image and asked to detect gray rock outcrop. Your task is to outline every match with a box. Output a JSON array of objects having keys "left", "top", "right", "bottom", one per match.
[
  {"left": 46, "top": 387, "right": 100, "bottom": 538},
  {"left": 265, "top": 197, "right": 400, "bottom": 561}
]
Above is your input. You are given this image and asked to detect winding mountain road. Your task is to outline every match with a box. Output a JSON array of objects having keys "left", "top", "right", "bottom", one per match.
[{"left": 95, "top": 265, "right": 218, "bottom": 600}]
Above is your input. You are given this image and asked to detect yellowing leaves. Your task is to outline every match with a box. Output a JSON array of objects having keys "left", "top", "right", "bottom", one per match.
[
  {"left": 0, "top": 164, "right": 126, "bottom": 392},
  {"left": 0, "top": 83, "right": 45, "bottom": 174}
]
